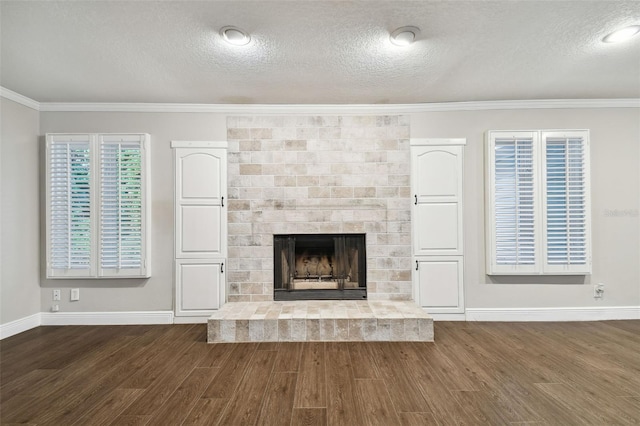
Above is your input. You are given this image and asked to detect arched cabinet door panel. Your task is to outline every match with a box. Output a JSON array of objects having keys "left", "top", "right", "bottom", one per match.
[
  {"left": 172, "top": 141, "right": 227, "bottom": 318},
  {"left": 412, "top": 146, "right": 463, "bottom": 256},
  {"left": 411, "top": 139, "right": 465, "bottom": 315},
  {"left": 175, "top": 149, "right": 227, "bottom": 259}
]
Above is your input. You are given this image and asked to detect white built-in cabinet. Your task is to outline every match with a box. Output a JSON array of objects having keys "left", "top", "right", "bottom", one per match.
[
  {"left": 411, "top": 139, "right": 466, "bottom": 314},
  {"left": 172, "top": 141, "right": 227, "bottom": 317}
]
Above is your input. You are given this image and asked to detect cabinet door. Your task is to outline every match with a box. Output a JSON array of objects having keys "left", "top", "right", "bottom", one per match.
[
  {"left": 412, "top": 146, "right": 463, "bottom": 256},
  {"left": 175, "top": 148, "right": 227, "bottom": 259},
  {"left": 175, "top": 259, "right": 225, "bottom": 316},
  {"left": 415, "top": 256, "right": 464, "bottom": 313}
]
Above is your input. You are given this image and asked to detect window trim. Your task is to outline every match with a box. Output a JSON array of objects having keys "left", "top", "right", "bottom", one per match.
[
  {"left": 485, "top": 129, "right": 591, "bottom": 275},
  {"left": 45, "top": 133, "right": 151, "bottom": 279}
]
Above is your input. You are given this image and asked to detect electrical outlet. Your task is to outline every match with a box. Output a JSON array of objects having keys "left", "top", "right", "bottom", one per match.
[
  {"left": 71, "top": 288, "right": 80, "bottom": 301},
  {"left": 53, "top": 289, "right": 61, "bottom": 301},
  {"left": 594, "top": 283, "right": 604, "bottom": 299},
  {"left": 51, "top": 304, "right": 59, "bottom": 312}
]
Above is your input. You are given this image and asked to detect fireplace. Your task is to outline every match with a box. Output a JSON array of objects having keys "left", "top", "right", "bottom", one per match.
[{"left": 273, "top": 234, "right": 366, "bottom": 300}]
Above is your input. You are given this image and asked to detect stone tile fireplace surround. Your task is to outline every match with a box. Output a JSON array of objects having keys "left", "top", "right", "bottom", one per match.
[{"left": 226, "top": 115, "right": 413, "bottom": 303}]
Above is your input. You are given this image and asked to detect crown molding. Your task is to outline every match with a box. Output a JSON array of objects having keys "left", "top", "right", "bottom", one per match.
[
  {"left": 40, "top": 98, "right": 640, "bottom": 115},
  {"left": 0, "top": 87, "right": 40, "bottom": 111},
  {"left": 37, "top": 98, "right": 640, "bottom": 113},
  {"left": 2, "top": 86, "right": 638, "bottom": 113}
]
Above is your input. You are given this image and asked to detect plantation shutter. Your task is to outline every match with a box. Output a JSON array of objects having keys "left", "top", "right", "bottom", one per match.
[
  {"left": 99, "top": 134, "right": 149, "bottom": 277},
  {"left": 542, "top": 131, "right": 591, "bottom": 274},
  {"left": 45, "top": 133, "right": 151, "bottom": 279},
  {"left": 486, "top": 130, "right": 591, "bottom": 275},
  {"left": 487, "top": 131, "right": 540, "bottom": 274},
  {"left": 46, "top": 134, "right": 96, "bottom": 277}
]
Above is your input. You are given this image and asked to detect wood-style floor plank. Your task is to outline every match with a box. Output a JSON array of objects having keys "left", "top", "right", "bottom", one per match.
[
  {"left": 181, "top": 398, "right": 229, "bottom": 426},
  {"left": 397, "top": 411, "right": 439, "bottom": 425},
  {"left": 290, "top": 408, "right": 327, "bottom": 426},
  {"left": 27, "top": 327, "right": 189, "bottom": 425},
  {"left": 197, "top": 342, "right": 235, "bottom": 368},
  {"left": 535, "top": 382, "right": 640, "bottom": 424},
  {"left": 367, "top": 342, "right": 430, "bottom": 413},
  {"left": 201, "top": 342, "right": 258, "bottom": 399},
  {"left": 119, "top": 340, "right": 211, "bottom": 417},
  {"left": 0, "top": 368, "right": 57, "bottom": 404},
  {"left": 70, "top": 388, "right": 145, "bottom": 426},
  {"left": 347, "top": 342, "right": 379, "bottom": 379},
  {"left": 145, "top": 367, "right": 218, "bottom": 425},
  {"left": 399, "top": 343, "right": 468, "bottom": 425},
  {"left": 118, "top": 325, "right": 202, "bottom": 390},
  {"left": 2, "top": 321, "right": 640, "bottom": 425},
  {"left": 325, "top": 342, "right": 362, "bottom": 425},
  {"left": 273, "top": 341, "right": 303, "bottom": 372},
  {"left": 294, "top": 342, "right": 325, "bottom": 408},
  {"left": 2, "top": 327, "right": 165, "bottom": 424},
  {"left": 108, "top": 415, "right": 151, "bottom": 426},
  {"left": 255, "top": 372, "right": 297, "bottom": 426},
  {"left": 216, "top": 349, "right": 277, "bottom": 425},
  {"left": 354, "top": 379, "right": 400, "bottom": 425}
]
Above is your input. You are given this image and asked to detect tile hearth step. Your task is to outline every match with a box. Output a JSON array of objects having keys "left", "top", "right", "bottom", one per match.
[{"left": 207, "top": 300, "right": 433, "bottom": 343}]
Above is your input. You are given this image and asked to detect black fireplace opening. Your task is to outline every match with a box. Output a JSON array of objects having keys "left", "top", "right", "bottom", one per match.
[{"left": 273, "top": 234, "right": 366, "bottom": 300}]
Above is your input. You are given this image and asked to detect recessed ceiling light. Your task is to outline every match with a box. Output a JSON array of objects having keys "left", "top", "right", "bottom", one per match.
[
  {"left": 390, "top": 26, "right": 420, "bottom": 46},
  {"left": 220, "top": 26, "right": 251, "bottom": 46},
  {"left": 602, "top": 25, "right": 640, "bottom": 43}
]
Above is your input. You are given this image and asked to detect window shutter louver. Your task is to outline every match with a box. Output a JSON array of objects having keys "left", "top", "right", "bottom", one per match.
[
  {"left": 542, "top": 131, "right": 590, "bottom": 274},
  {"left": 494, "top": 137, "right": 536, "bottom": 266},
  {"left": 487, "top": 131, "right": 540, "bottom": 274},
  {"left": 99, "top": 137, "right": 145, "bottom": 275},
  {"left": 47, "top": 135, "right": 95, "bottom": 277}
]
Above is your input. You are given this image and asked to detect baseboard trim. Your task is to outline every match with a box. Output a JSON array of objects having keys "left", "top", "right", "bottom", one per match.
[
  {"left": 0, "top": 313, "right": 42, "bottom": 339},
  {"left": 465, "top": 306, "right": 640, "bottom": 322},
  {"left": 4, "top": 307, "right": 637, "bottom": 337},
  {"left": 173, "top": 316, "right": 210, "bottom": 324},
  {"left": 429, "top": 313, "right": 467, "bottom": 321},
  {"left": 40, "top": 311, "right": 174, "bottom": 326}
]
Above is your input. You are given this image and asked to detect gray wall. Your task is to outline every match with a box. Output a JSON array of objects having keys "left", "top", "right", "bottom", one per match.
[
  {"left": 411, "top": 108, "right": 640, "bottom": 308},
  {"left": 1, "top": 98, "right": 41, "bottom": 324},
  {"left": 39, "top": 112, "right": 226, "bottom": 312},
  {"left": 26, "top": 106, "right": 640, "bottom": 314}
]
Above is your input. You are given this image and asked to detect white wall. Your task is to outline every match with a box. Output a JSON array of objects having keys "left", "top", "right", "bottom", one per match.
[
  {"left": 1, "top": 98, "right": 41, "bottom": 324},
  {"left": 36, "top": 106, "right": 640, "bottom": 315},
  {"left": 411, "top": 108, "right": 640, "bottom": 309}
]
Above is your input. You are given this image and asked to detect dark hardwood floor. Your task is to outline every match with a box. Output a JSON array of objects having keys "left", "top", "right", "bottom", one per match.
[{"left": 1, "top": 321, "right": 639, "bottom": 425}]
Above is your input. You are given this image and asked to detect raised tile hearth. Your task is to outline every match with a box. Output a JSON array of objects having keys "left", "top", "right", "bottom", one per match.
[{"left": 207, "top": 300, "right": 433, "bottom": 343}]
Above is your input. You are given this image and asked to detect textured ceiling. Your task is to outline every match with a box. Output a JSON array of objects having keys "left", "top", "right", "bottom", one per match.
[{"left": 1, "top": 1, "right": 639, "bottom": 104}]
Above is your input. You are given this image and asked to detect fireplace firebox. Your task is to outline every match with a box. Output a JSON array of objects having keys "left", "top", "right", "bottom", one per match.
[{"left": 273, "top": 234, "right": 366, "bottom": 300}]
